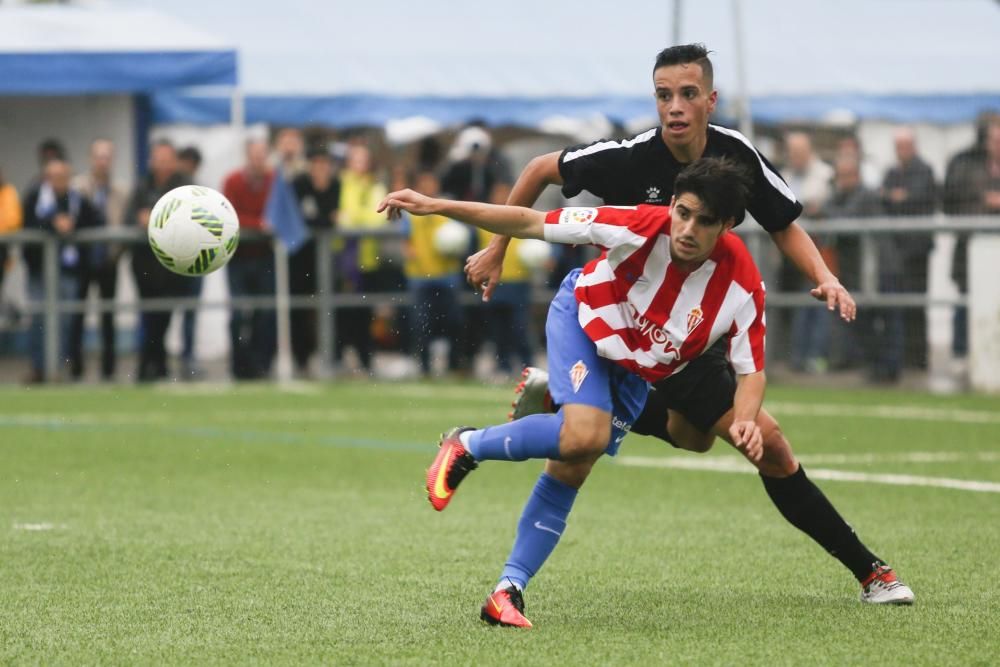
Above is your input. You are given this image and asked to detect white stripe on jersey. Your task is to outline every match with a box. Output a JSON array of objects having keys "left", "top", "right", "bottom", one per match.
[
  {"left": 662, "top": 258, "right": 717, "bottom": 341},
  {"left": 728, "top": 287, "right": 763, "bottom": 374},
  {"left": 710, "top": 124, "right": 798, "bottom": 204},
  {"left": 562, "top": 128, "right": 658, "bottom": 164},
  {"left": 544, "top": 220, "right": 649, "bottom": 260},
  {"left": 624, "top": 235, "right": 672, "bottom": 315}
]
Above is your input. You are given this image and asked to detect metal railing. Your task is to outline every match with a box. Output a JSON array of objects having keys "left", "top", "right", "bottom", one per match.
[{"left": 1, "top": 215, "right": 998, "bottom": 379}]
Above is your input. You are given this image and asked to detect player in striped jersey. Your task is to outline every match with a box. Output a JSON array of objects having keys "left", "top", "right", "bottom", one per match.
[
  {"left": 383, "top": 159, "right": 782, "bottom": 625},
  {"left": 466, "top": 43, "right": 913, "bottom": 615}
]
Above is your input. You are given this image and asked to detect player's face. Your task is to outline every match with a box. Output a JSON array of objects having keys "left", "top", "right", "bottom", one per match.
[
  {"left": 653, "top": 64, "right": 717, "bottom": 152},
  {"left": 669, "top": 193, "right": 732, "bottom": 265}
]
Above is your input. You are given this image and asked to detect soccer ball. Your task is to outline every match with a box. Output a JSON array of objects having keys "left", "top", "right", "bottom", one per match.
[
  {"left": 433, "top": 220, "right": 470, "bottom": 257},
  {"left": 517, "top": 238, "right": 552, "bottom": 271},
  {"left": 147, "top": 185, "right": 240, "bottom": 276}
]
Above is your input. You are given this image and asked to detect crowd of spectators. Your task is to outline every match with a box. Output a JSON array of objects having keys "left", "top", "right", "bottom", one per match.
[{"left": 0, "top": 114, "right": 998, "bottom": 385}]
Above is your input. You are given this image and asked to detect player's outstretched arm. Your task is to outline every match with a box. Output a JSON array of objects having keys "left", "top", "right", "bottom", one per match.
[
  {"left": 769, "top": 222, "right": 857, "bottom": 321},
  {"left": 729, "top": 370, "right": 766, "bottom": 462},
  {"left": 466, "top": 151, "right": 563, "bottom": 301},
  {"left": 378, "top": 189, "right": 546, "bottom": 240}
]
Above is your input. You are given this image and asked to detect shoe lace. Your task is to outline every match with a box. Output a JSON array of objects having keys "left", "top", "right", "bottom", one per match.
[
  {"left": 502, "top": 586, "right": 526, "bottom": 613},
  {"left": 864, "top": 565, "right": 902, "bottom": 591}
]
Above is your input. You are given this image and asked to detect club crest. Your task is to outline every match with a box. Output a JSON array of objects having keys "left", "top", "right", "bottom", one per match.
[
  {"left": 646, "top": 186, "right": 663, "bottom": 202},
  {"left": 687, "top": 306, "right": 704, "bottom": 333},
  {"left": 569, "top": 360, "right": 589, "bottom": 393}
]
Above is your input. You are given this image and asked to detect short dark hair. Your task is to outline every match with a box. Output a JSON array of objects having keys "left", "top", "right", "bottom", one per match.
[
  {"left": 653, "top": 43, "right": 714, "bottom": 88},
  {"left": 673, "top": 157, "right": 751, "bottom": 225},
  {"left": 179, "top": 146, "right": 202, "bottom": 166}
]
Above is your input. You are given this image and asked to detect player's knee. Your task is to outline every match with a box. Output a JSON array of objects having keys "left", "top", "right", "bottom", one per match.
[
  {"left": 559, "top": 419, "right": 611, "bottom": 460},
  {"left": 759, "top": 421, "right": 798, "bottom": 476}
]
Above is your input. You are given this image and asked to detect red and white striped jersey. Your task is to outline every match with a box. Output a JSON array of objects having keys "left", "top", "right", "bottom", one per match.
[{"left": 543, "top": 205, "right": 766, "bottom": 382}]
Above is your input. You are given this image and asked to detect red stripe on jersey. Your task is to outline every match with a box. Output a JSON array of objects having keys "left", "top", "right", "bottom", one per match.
[{"left": 680, "top": 259, "right": 733, "bottom": 357}]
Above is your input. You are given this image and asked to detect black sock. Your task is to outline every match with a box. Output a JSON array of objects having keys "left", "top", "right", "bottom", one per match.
[
  {"left": 760, "top": 465, "right": 884, "bottom": 581},
  {"left": 630, "top": 386, "right": 674, "bottom": 444}
]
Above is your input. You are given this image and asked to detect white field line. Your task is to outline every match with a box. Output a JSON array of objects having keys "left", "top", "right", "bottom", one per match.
[
  {"left": 12, "top": 522, "right": 66, "bottom": 531},
  {"left": 616, "top": 455, "right": 1000, "bottom": 494},
  {"left": 766, "top": 401, "right": 1000, "bottom": 425}
]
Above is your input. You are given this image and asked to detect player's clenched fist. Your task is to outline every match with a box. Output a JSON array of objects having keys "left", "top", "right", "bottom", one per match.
[{"left": 729, "top": 420, "right": 763, "bottom": 462}]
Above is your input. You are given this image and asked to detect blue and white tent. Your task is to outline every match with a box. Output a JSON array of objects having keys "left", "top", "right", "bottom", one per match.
[{"left": 0, "top": 5, "right": 237, "bottom": 188}]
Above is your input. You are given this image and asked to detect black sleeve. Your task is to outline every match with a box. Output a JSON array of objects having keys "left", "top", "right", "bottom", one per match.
[
  {"left": 557, "top": 141, "right": 630, "bottom": 201},
  {"left": 743, "top": 148, "right": 803, "bottom": 233}
]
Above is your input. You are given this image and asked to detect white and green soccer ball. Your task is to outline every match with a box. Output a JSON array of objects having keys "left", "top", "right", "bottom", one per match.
[{"left": 148, "top": 185, "right": 240, "bottom": 276}]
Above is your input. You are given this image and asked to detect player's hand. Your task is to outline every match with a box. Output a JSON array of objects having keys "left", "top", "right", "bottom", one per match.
[
  {"left": 465, "top": 243, "right": 505, "bottom": 302},
  {"left": 729, "top": 420, "right": 763, "bottom": 462},
  {"left": 810, "top": 280, "right": 856, "bottom": 322},
  {"left": 376, "top": 189, "right": 436, "bottom": 220}
]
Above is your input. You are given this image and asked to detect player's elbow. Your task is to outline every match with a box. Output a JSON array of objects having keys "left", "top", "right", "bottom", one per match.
[{"left": 522, "top": 152, "right": 562, "bottom": 186}]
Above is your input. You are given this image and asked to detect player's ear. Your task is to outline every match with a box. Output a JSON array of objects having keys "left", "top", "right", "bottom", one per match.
[
  {"left": 707, "top": 90, "right": 718, "bottom": 113},
  {"left": 669, "top": 195, "right": 676, "bottom": 207}
]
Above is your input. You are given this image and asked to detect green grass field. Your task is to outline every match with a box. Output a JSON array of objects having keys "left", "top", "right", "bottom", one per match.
[{"left": 1, "top": 381, "right": 998, "bottom": 665}]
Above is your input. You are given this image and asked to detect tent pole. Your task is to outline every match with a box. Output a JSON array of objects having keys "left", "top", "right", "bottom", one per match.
[
  {"left": 731, "top": 0, "right": 754, "bottom": 141},
  {"left": 672, "top": 0, "right": 682, "bottom": 44}
]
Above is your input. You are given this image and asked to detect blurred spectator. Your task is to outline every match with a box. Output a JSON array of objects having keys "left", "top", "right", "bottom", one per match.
[
  {"left": 22, "top": 159, "right": 102, "bottom": 383},
  {"left": 126, "top": 141, "right": 190, "bottom": 382},
  {"left": 837, "top": 134, "right": 880, "bottom": 189},
  {"left": 177, "top": 145, "right": 205, "bottom": 378},
  {"left": 440, "top": 125, "right": 512, "bottom": 375},
  {"left": 223, "top": 139, "right": 276, "bottom": 380},
  {"left": 943, "top": 114, "right": 1000, "bottom": 357},
  {"left": 290, "top": 145, "right": 340, "bottom": 375},
  {"left": 482, "top": 182, "right": 534, "bottom": 376},
  {"left": 784, "top": 132, "right": 834, "bottom": 374},
  {"left": 335, "top": 143, "right": 388, "bottom": 373},
  {"left": 881, "top": 127, "right": 937, "bottom": 367},
  {"left": 402, "top": 170, "right": 464, "bottom": 377},
  {"left": 71, "top": 139, "right": 127, "bottom": 380},
  {"left": 274, "top": 128, "right": 306, "bottom": 180},
  {"left": 783, "top": 131, "right": 833, "bottom": 219},
  {"left": 0, "top": 168, "right": 23, "bottom": 291},
  {"left": 178, "top": 146, "right": 203, "bottom": 181},
  {"left": 30, "top": 138, "right": 67, "bottom": 186},
  {"left": 823, "top": 154, "right": 893, "bottom": 380}
]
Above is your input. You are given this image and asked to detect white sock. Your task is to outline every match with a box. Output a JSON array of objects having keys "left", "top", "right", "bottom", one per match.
[
  {"left": 495, "top": 578, "right": 522, "bottom": 593},
  {"left": 459, "top": 430, "right": 474, "bottom": 448}
]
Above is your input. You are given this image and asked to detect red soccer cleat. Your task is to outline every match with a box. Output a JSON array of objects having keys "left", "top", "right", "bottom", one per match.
[
  {"left": 480, "top": 586, "right": 533, "bottom": 628},
  {"left": 425, "top": 427, "right": 478, "bottom": 511}
]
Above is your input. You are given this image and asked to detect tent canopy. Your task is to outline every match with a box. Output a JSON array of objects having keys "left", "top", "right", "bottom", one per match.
[
  {"left": 115, "top": 0, "right": 1000, "bottom": 126},
  {"left": 0, "top": 6, "right": 237, "bottom": 94}
]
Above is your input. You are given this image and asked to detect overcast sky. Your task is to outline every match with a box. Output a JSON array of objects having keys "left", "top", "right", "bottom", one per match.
[{"left": 106, "top": 0, "right": 1000, "bottom": 97}]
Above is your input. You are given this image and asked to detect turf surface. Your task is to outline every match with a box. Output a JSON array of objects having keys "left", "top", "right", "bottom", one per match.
[{"left": 1, "top": 382, "right": 998, "bottom": 664}]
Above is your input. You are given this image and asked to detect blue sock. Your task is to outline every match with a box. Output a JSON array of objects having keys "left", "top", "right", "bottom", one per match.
[
  {"left": 498, "top": 472, "right": 578, "bottom": 591},
  {"left": 467, "top": 413, "right": 563, "bottom": 462}
]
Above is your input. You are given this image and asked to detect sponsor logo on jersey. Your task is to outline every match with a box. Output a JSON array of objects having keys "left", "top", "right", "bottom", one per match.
[
  {"left": 569, "top": 360, "right": 589, "bottom": 393},
  {"left": 559, "top": 207, "right": 598, "bottom": 225},
  {"left": 645, "top": 185, "right": 663, "bottom": 203},
  {"left": 687, "top": 305, "right": 704, "bottom": 334},
  {"left": 629, "top": 304, "right": 681, "bottom": 362},
  {"left": 612, "top": 415, "right": 632, "bottom": 433}
]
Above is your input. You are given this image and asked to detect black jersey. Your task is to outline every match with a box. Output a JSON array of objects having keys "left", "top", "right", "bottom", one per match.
[{"left": 558, "top": 124, "right": 802, "bottom": 233}]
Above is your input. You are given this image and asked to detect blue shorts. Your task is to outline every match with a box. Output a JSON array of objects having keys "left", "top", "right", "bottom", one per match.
[{"left": 546, "top": 269, "right": 649, "bottom": 456}]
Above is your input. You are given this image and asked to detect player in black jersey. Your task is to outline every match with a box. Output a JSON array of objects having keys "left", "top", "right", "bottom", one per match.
[{"left": 461, "top": 44, "right": 912, "bottom": 623}]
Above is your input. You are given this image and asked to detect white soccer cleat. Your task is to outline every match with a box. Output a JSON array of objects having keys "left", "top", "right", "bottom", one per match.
[
  {"left": 508, "top": 367, "right": 553, "bottom": 421},
  {"left": 859, "top": 565, "right": 914, "bottom": 605}
]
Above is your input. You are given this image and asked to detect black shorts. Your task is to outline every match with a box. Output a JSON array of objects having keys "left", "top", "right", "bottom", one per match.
[{"left": 651, "top": 338, "right": 736, "bottom": 435}]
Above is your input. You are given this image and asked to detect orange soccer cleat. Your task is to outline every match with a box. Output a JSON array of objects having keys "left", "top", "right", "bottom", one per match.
[
  {"left": 480, "top": 586, "right": 533, "bottom": 628},
  {"left": 425, "top": 426, "right": 478, "bottom": 511}
]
